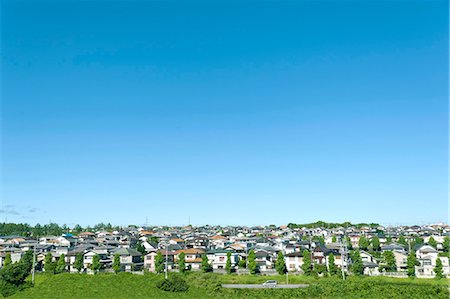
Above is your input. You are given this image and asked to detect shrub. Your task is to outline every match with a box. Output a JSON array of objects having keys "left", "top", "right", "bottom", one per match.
[
  {"left": 0, "top": 262, "right": 33, "bottom": 297},
  {"left": 0, "top": 281, "right": 17, "bottom": 298},
  {"left": 156, "top": 274, "right": 189, "bottom": 292}
]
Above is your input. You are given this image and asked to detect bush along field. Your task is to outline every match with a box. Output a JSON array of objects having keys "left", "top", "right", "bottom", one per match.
[{"left": 5, "top": 272, "right": 450, "bottom": 299}]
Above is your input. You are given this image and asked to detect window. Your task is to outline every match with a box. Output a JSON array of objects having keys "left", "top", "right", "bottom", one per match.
[{"left": 219, "top": 257, "right": 225, "bottom": 262}]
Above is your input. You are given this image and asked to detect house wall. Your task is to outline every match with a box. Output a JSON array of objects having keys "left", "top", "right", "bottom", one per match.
[
  {"left": 120, "top": 256, "right": 133, "bottom": 264},
  {"left": 285, "top": 256, "right": 303, "bottom": 272},
  {"left": 392, "top": 251, "right": 407, "bottom": 270},
  {"left": 144, "top": 254, "right": 155, "bottom": 271}
]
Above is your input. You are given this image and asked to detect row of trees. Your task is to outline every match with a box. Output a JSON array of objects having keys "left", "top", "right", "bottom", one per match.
[
  {"left": 0, "top": 223, "right": 67, "bottom": 237},
  {"left": 260, "top": 251, "right": 340, "bottom": 277},
  {"left": 287, "top": 221, "right": 380, "bottom": 229},
  {"left": 358, "top": 235, "right": 450, "bottom": 252},
  {"left": 152, "top": 251, "right": 258, "bottom": 275},
  {"left": 44, "top": 253, "right": 130, "bottom": 274},
  {"left": 43, "top": 252, "right": 103, "bottom": 274},
  {"left": 271, "top": 249, "right": 446, "bottom": 279},
  {"left": 0, "top": 222, "right": 125, "bottom": 237},
  {"left": 37, "top": 248, "right": 446, "bottom": 279}
]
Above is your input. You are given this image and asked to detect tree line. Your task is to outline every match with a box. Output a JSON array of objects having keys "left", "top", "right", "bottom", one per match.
[
  {"left": 0, "top": 222, "right": 124, "bottom": 237},
  {"left": 287, "top": 221, "right": 380, "bottom": 229}
]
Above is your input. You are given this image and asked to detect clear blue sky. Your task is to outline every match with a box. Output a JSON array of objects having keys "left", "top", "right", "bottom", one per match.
[{"left": 1, "top": 0, "right": 448, "bottom": 227}]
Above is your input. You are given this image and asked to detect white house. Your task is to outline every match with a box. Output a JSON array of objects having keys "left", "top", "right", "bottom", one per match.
[
  {"left": 206, "top": 250, "right": 238, "bottom": 270},
  {"left": 416, "top": 245, "right": 449, "bottom": 277},
  {"left": 285, "top": 252, "right": 303, "bottom": 272}
]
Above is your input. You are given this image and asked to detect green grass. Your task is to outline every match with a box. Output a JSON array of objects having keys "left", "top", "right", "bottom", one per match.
[{"left": 8, "top": 272, "right": 450, "bottom": 299}]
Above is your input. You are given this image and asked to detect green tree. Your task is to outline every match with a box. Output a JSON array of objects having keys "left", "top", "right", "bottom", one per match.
[
  {"left": 32, "top": 224, "right": 43, "bottom": 237},
  {"left": 4, "top": 253, "right": 12, "bottom": 267},
  {"left": 382, "top": 251, "right": 397, "bottom": 272},
  {"left": 225, "top": 252, "right": 232, "bottom": 274},
  {"left": 443, "top": 236, "right": 450, "bottom": 253},
  {"left": 155, "top": 251, "right": 165, "bottom": 274},
  {"left": 238, "top": 257, "right": 246, "bottom": 269},
  {"left": 434, "top": 258, "right": 444, "bottom": 279},
  {"left": 275, "top": 251, "right": 286, "bottom": 275},
  {"left": 345, "top": 236, "right": 353, "bottom": 250},
  {"left": 247, "top": 250, "right": 257, "bottom": 274},
  {"left": 301, "top": 250, "right": 312, "bottom": 275},
  {"left": 74, "top": 253, "right": 84, "bottom": 273},
  {"left": 332, "top": 236, "right": 337, "bottom": 243},
  {"left": 201, "top": 254, "right": 212, "bottom": 273},
  {"left": 407, "top": 251, "right": 418, "bottom": 277},
  {"left": 44, "top": 252, "right": 55, "bottom": 273},
  {"left": 328, "top": 253, "right": 338, "bottom": 276},
  {"left": 134, "top": 241, "right": 146, "bottom": 255},
  {"left": 313, "top": 236, "right": 325, "bottom": 246},
  {"left": 350, "top": 251, "right": 364, "bottom": 275},
  {"left": 178, "top": 252, "right": 186, "bottom": 273},
  {"left": 113, "top": 254, "right": 121, "bottom": 273},
  {"left": 412, "top": 237, "right": 424, "bottom": 249},
  {"left": 371, "top": 236, "right": 380, "bottom": 251},
  {"left": 20, "top": 251, "right": 34, "bottom": 273},
  {"left": 73, "top": 224, "right": 83, "bottom": 234},
  {"left": 428, "top": 237, "right": 437, "bottom": 249},
  {"left": 398, "top": 236, "right": 408, "bottom": 247},
  {"left": 314, "top": 263, "right": 327, "bottom": 275},
  {"left": 386, "top": 236, "right": 393, "bottom": 244},
  {"left": 0, "top": 261, "right": 33, "bottom": 297},
  {"left": 156, "top": 274, "right": 189, "bottom": 292},
  {"left": 90, "top": 254, "right": 101, "bottom": 274},
  {"left": 358, "top": 235, "right": 369, "bottom": 251},
  {"left": 55, "top": 254, "right": 66, "bottom": 274}
]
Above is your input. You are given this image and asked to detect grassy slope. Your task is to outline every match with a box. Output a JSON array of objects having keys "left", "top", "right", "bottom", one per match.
[{"left": 10, "top": 273, "right": 450, "bottom": 299}]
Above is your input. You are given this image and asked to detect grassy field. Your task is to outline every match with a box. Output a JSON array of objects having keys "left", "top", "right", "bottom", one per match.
[{"left": 9, "top": 272, "right": 450, "bottom": 299}]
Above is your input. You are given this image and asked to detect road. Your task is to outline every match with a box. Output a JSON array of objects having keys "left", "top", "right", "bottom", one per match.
[{"left": 221, "top": 284, "right": 309, "bottom": 289}]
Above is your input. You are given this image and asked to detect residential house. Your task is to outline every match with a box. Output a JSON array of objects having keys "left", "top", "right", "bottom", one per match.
[
  {"left": 112, "top": 248, "right": 143, "bottom": 272},
  {"left": 392, "top": 250, "right": 408, "bottom": 272},
  {"left": 285, "top": 252, "right": 303, "bottom": 272},
  {"left": 175, "top": 248, "right": 204, "bottom": 270},
  {"left": 84, "top": 249, "right": 110, "bottom": 272},
  {"left": 206, "top": 249, "right": 238, "bottom": 270},
  {"left": 416, "top": 245, "right": 449, "bottom": 277},
  {"left": 144, "top": 250, "right": 175, "bottom": 272}
]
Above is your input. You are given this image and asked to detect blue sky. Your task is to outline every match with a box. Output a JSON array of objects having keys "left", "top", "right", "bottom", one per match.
[{"left": 1, "top": 0, "right": 448, "bottom": 227}]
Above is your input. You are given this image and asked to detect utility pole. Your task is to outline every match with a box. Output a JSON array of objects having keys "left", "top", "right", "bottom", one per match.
[
  {"left": 340, "top": 235, "right": 347, "bottom": 280},
  {"left": 164, "top": 238, "right": 168, "bottom": 280},
  {"left": 245, "top": 244, "right": 250, "bottom": 270},
  {"left": 31, "top": 241, "right": 36, "bottom": 285},
  {"left": 309, "top": 233, "right": 314, "bottom": 272}
]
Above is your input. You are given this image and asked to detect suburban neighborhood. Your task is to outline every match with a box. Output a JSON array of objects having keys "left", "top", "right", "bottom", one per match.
[{"left": 0, "top": 222, "right": 448, "bottom": 279}]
